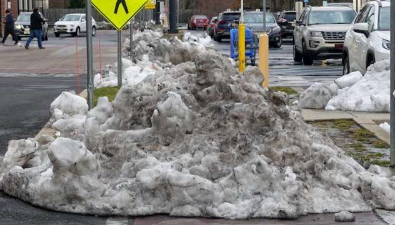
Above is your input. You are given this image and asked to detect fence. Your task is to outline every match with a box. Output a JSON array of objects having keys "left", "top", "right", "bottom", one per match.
[{"left": 43, "top": 8, "right": 155, "bottom": 25}]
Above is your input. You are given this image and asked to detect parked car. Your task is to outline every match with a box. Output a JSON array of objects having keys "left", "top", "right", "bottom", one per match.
[
  {"left": 277, "top": 11, "right": 296, "bottom": 39},
  {"left": 244, "top": 11, "right": 282, "bottom": 48},
  {"left": 188, "top": 15, "right": 208, "bottom": 30},
  {"left": 14, "top": 12, "right": 48, "bottom": 41},
  {"left": 293, "top": 6, "right": 356, "bottom": 65},
  {"left": 328, "top": 3, "right": 353, "bottom": 8},
  {"left": 343, "top": 1, "right": 390, "bottom": 75},
  {"left": 54, "top": 13, "right": 97, "bottom": 37},
  {"left": 214, "top": 11, "right": 241, "bottom": 42},
  {"left": 207, "top": 17, "right": 218, "bottom": 36}
]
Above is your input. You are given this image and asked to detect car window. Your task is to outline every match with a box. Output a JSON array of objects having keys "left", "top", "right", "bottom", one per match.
[
  {"left": 284, "top": 13, "right": 296, "bottom": 21},
  {"left": 16, "top": 14, "right": 31, "bottom": 22},
  {"left": 309, "top": 10, "right": 356, "bottom": 25},
  {"left": 365, "top": 6, "right": 375, "bottom": 32},
  {"left": 81, "top": 15, "right": 86, "bottom": 21},
  {"left": 354, "top": 5, "right": 370, "bottom": 23},
  {"left": 63, "top": 14, "right": 81, "bottom": 21},
  {"left": 379, "top": 7, "right": 390, "bottom": 30},
  {"left": 244, "top": 13, "right": 275, "bottom": 23},
  {"left": 222, "top": 13, "right": 241, "bottom": 21},
  {"left": 299, "top": 10, "right": 306, "bottom": 23}
]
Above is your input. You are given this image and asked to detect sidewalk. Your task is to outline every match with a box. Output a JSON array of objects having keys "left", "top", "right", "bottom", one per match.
[{"left": 302, "top": 109, "right": 390, "bottom": 144}]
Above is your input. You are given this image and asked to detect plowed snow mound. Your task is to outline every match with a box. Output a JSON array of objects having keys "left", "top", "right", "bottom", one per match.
[{"left": 1, "top": 51, "right": 394, "bottom": 219}]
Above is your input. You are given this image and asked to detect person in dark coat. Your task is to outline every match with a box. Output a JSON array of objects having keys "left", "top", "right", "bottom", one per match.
[
  {"left": 1, "top": 9, "right": 18, "bottom": 45},
  {"left": 25, "top": 8, "right": 45, "bottom": 49}
]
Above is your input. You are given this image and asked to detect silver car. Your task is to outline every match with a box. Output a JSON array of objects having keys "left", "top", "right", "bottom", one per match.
[
  {"left": 14, "top": 12, "right": 49, "bottom": 41},
  {"left": 293, "top": 6, "right": 356, "bottom": 65}
]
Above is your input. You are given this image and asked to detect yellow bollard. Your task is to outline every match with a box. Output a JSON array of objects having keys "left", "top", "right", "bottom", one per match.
[
  {"left": 259, "top": 33, "right": 269, "bottom": 88},
  {"left": 238, "top": 23, "right": 246, "bottom": 73}
]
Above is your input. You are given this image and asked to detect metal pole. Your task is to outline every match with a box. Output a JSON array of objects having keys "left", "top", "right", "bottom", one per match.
[
  {"left": 240, "top": 0, "right": 244, "bottom": 22},
  {"left": 263, "top": 0, "right": 266, "bottom": 32},
  {"left": 177, "top": 0, "right": 179, "bottom": 28},
  {"left": 86, "top": 0, "right": 94, "bottom": 109},
  {"left": 130, "top": 19, "right": 133, "bottom": 60},
  {"left": 390, "top": 0, "right": 395, "bottom": 166},
  {"left": 155, "top": 0, "right": 160, "bottom": 25},
  {"left": 117, "top": 30, "right": 123, "bottom": 87},
  {"left": 169, "top": 0, "right": 178, "bottom": 33}
]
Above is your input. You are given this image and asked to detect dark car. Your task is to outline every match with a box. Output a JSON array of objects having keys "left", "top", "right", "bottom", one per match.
[
  {"left": 214, "top": 11, "right": 241, "bottom": 42},
  {"left": 244, "top": 11, "right": 282, "bottom": 48},
  {"left": 188, "top": 15, "right": 209, "bottom": 30},
  {"left": 14, "top": 12, "right": 49, "bottom": 41},
  {"left": 207, "top": 16, "right": 218, "bottom": 36},
  {"left": 277, "top": 11, "right": 296, "bottom": 39}
]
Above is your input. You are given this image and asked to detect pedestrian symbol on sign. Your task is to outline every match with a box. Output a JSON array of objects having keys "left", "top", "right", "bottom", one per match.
[{"left": 114, "top": 0, "right": 129, "bottom": 14}]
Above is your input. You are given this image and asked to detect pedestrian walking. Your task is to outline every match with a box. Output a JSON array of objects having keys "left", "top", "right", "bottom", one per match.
[
  {"left": 1, "top": 9, "right": 18, "bottom": 45},
  {"left": 25, "top": 8, "right": 45, "bottom": 50}
]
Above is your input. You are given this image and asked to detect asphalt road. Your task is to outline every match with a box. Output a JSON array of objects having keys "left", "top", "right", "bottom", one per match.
[{"left": 0, "top": 30, "right": 385, "bottom": 225}]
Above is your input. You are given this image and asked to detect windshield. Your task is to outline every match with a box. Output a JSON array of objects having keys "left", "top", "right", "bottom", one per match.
[
  {"left": 222, "top": 13, "right": 240, "bottom": 21},
  {"left": 379, "top": 7, "right": 389, "bottom": 30},
  {"left": 17, "top": 14, "right": 31, "bottom": 22},
  {"left": 244, "top": 13, "right": 275, "bottom": 23},
  {"left": 309, "top": 10, "right": 356, "bottom": 25},
  {"left": 62, "top": 15, "right": 81, "bottom": 21},
  {"left": 283, "top": 13, "right": 296, "bottom": 21}
]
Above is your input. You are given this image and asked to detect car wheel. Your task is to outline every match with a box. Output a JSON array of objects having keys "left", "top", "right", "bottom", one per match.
[
  {"left": 73, "top": 27, "right": 80, "bottom": 37},
  {"left": 92, "top": 26, "right": 96, "bottom": 36},
  {"left": 17, "top": 36, "right": 21, "bottom": 41},
  {"left": 293, "top": 44, "right": 302, "bottom": 62},
  {"left": 367, "top": 55, "right": 375, "bottom": 70},
  {"left": 274, "top": 38, "right": 282, "bottom": 48},
  {"left": 302, "top": 41, "right": 313, "bottom": 65},
  {"left": 55, "top": 32, "right": 60, "bottom": 37},
  {"left": 343, "top": 55, "right": 350, "bottom": 75},
  {"left": 45, "top": 34, "right": 48, "bottom": 41},
  {"left": 188, "top": 24, "right": 190, "bottom": 30}
]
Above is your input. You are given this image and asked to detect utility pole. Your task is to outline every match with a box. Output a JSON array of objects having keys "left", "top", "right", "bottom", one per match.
[
  {"left": 390, "top": 0, "right": 395, "bottom": 166},
  {"left": 168, "top": 0, "right": 178, "bottom": 33},
  {"left": 155, "top": 0, "right": 160, "bottom": 25},
  {"left": 86, "top": 0, "right": 94, "bottom": 109}
]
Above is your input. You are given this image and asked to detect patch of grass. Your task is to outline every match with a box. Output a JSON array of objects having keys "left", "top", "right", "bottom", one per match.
[
  {"left": 270, "top": 87, "right": 298, "bottom": 95},
  {"left": 309, "top": 121, "right": 329, "bottom": 127},
  {"left": 93, "top": 86, "right": 120, "bottom": 106},
  {"left": 351, "top": 128, "right": 375, "bottom": 139},
  {"left": 367, "top": 152, "right": 385, "bottom": 159},
  {"left": 372, "top": 140, "right": 389, "bottom": 149},
  {"left": 332, "top": 119, "right": 354, "bottom": 130},
  {"left": 346, "top": 143, "right": 367, "bottom": 152},
  {"left": 370, "top": 160, "right": 391, "bottom": 167}
]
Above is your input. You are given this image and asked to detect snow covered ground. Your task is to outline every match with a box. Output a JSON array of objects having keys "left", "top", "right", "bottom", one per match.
[
  {"left": 300, "top": 60, "right": 390, "bottom": 112},
  {"left": 2, "top": 30, "right": 395, "bottom": 219}
]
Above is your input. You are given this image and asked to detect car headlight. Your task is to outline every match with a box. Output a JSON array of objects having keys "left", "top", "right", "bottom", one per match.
[
  {"left": 272, "top": 26, "right": 281, "bottom": 33},
  {"left": 70, "top": 24, "right": 75, "bottom": 28},
  {"left": 310, "top": 31, "right": 322, "bottom": 37},
  {"left": 382, "top": 39, "right": 390, "bottom": 50},
  {"left": 15, "top": 24, "right": 22, "bottom": 29}
]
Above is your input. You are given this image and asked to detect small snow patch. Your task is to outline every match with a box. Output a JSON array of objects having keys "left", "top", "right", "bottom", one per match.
[{"left": 335, "top": 211, "right": 356, "bottom": 222}]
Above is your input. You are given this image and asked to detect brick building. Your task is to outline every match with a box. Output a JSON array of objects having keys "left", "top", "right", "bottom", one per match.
[
  {"left": 0, "top": 0, "right": 18, "bottom": 36},
  {"left": 49, "top": 0, "right": 69, "bottom": 8}
]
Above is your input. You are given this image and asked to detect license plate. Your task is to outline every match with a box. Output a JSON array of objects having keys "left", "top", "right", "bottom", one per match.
[
  {"left": 335, "top": 44, "right": 343, "bottom": 49},
  {"left": 24, "top": 28, "right": 30, "bottom": 34}
]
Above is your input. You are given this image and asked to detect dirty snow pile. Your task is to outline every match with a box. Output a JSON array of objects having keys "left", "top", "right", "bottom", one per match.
[
  {"left": 299, "top": 60, "right": 390, "bottom": 112},
  {"left": 95, "top": 30, "right": 213, "bottom": 88},
  {"left": 4, "top": 50, "right": 395, "bottom": 219}
]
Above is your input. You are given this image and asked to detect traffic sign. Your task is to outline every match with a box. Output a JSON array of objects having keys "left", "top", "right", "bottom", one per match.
[
  {"left": 92, "top": 0, "right": 149, "bottom": 30},
  {"left": 145, "top": 0, "right": 156, "bottom": 9}
]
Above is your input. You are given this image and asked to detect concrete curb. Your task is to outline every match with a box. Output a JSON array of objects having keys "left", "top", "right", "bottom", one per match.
[{"left": 302, "top": 109, "right": 390, "bottom": 144}]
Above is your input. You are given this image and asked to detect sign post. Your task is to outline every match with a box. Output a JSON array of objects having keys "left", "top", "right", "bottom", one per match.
[
  {"left": 390, "top": 0, "right": 395, "bottom": 166},
  {"left": 91, "top": 0, "right": 149, "bottom": 87},
  {"left": 86, "top": 0, "right": 94, "bottom": 109}
]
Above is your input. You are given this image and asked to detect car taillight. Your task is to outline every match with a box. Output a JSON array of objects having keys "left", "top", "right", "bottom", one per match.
[{"left": 219, "top": 20, "right": 227, "bottom": 25}]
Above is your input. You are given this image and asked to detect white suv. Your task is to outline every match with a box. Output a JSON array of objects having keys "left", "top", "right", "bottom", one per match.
[
  {"left": 54, "top": 13, "right": 97, "bottom": 37},
  {"left": 343, "top": 0, "right": 390, "bottom": 75}
]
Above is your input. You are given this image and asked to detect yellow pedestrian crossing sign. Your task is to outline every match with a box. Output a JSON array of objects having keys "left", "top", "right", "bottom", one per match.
[{"left": 92, "top": 0, "right": 149, "bottom": 30}]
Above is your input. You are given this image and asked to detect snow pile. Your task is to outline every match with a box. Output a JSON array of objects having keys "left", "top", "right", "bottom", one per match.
[
  {"left": 335, "top": 211, "right": 356, "bottom": 222},
  {"left": 96, "top": 29, "right": 214, "bottom": 88},
  {"left": 380, "top": 122, "right": 390, "bottom": 134},
  {"left": 4, "top": 49, "right": 395, "bottom": 219},
  {"left": 299, "top": 83, "right": 338, "bottom": 109},
  {"left": 300, "top": 60, "right": 390, "bottom": 112}
]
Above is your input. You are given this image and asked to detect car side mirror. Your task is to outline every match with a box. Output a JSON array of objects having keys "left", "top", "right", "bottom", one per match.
[
  {"left": 353, "top": 23, "right": 369, "bottom": 38},
  {"left": 296, "top": 20, "right": 303, "bottom": 26},
  {"left": 214, "top": 19, "right": 218, "bottom": 23},
  {"left": 82, "top": 19, "right": 86, "bottom": 22}
]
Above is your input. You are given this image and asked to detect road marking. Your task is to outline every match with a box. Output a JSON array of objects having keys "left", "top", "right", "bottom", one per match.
[{"left": 106, "top": 217, "right": 134, "bottom": 225}]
